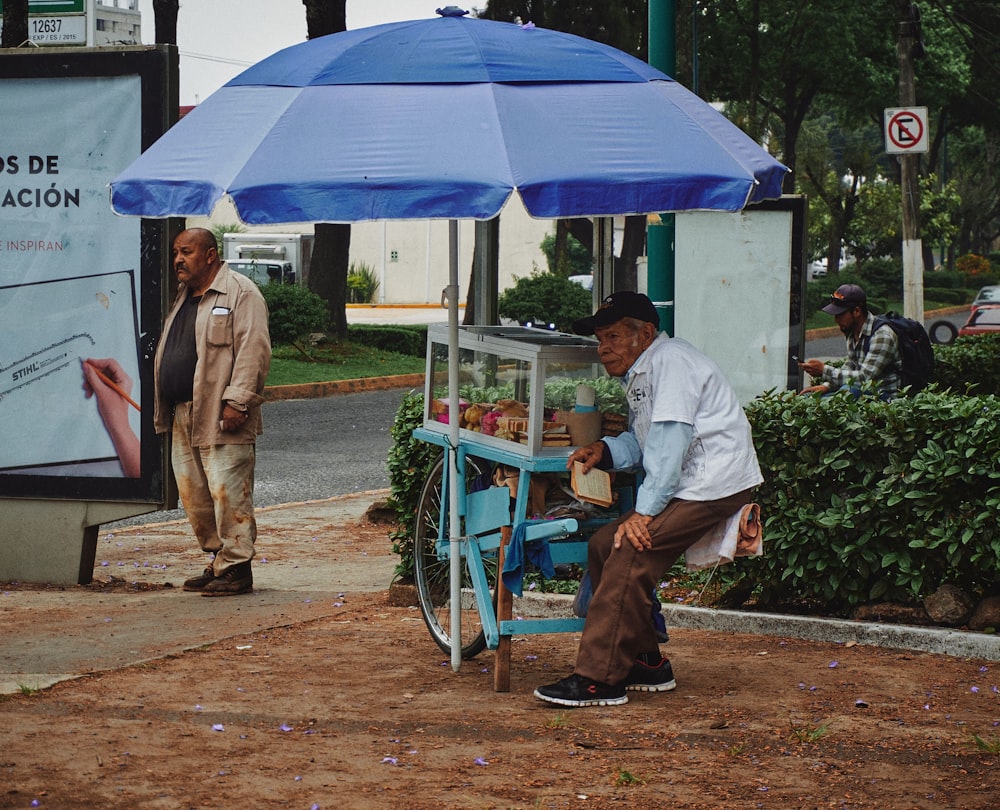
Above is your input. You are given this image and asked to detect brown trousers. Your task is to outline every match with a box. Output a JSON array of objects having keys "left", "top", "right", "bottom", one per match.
[{"left": 574, "top": 488, "right": 755, "bottom": 686}]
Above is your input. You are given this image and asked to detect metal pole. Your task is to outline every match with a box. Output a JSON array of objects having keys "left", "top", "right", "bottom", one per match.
[
  {"left": 447, "top": 220, "right": 462, "bottom": 672},
  {"left": 647, "top": 0, "right": 677, "bottom": 334},
  {"left": 897, "top": 0, "right": 923, "bottom": 320}
]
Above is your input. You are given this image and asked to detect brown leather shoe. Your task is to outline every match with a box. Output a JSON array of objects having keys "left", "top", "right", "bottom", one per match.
[
  {"left": 182, "top": 566, "right": 216, "bottom": 592},
  {"left": 201, "top": 563, "right": 253, "bottom": 597}
]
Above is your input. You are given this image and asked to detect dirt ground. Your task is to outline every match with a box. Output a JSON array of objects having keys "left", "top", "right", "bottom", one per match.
[{"left": 3, "top": 516, "right": 1000, "bottom": 809}]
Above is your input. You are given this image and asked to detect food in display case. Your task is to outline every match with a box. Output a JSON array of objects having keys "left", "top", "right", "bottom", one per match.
[{"left": 422, "top": 325, "right": 626, "bottom": 456}]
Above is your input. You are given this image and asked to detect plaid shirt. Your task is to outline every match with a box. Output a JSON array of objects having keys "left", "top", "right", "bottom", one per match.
[{"left": 822, "top": 312, "right": 901, "bottom": 398}]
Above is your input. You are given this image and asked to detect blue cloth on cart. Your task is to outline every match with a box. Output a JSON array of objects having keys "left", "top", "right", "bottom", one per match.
[{"left": 501, "top": 521, "right": 555, "bottom": 597}]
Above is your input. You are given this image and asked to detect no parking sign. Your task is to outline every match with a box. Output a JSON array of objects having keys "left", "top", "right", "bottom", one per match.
[{"left": 884, "top": 107, "right": 929, "bottom": 154}]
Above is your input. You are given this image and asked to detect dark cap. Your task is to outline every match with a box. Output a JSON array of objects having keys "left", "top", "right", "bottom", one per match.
[
  {"left": 821, "top": 283, "right": 867, "bottom": 315},
  {"left": 573, "top": 291, "right": 660, "bottom": 335}
]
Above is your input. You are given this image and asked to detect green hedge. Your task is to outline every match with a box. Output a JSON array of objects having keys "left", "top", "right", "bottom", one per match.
[
  {"left": 934, "top": 334, "right": 1000, "bottom": 395},
  {"left": 741, "top": 389, "right": 1000, "bottom": 614},
  {"left": 346, "top": 324, "right": 426, "bottom": 357},
  {"left": 386, "top": 337, "right": 1000, "bottom": 605}
]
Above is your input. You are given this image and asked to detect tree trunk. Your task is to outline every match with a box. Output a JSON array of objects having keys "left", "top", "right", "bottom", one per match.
[
  {"left": 614, "top": 215, "right": 647, "bottom": 290},
  {"left": 303, "top": 0, "right": 345, "bottom": 35},
  {"left": 152, "top": 0, "right": 179, "bottom": 44},
  {"left": 1, "top": 0, "right": 28, "bottom": 48},
  {"left": 302, "top": 1, "right": 349, "bottom": 336},
  {"left": 311, "top": 223, "right": 351, "bottom": 337}
]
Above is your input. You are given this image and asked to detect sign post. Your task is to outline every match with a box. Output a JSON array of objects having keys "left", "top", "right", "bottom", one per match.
[
  {"left": 884, "top": 107, "right": 929, "bottom": 155},
  {"left": 0, "top": 0, "right": 87, "bottom": 46}
]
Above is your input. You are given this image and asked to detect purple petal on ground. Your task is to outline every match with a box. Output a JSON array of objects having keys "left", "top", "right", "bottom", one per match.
[
  {"left": 212, "top": 724, "right": 224, "bottom": 732},
  {"left": 280, "top": 723, "right": 293, "bottom": 732}
]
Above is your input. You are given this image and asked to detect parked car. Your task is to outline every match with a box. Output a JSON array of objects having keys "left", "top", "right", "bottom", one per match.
[
  {"left": 970, "top": 285, "right": 1000, "bottom": 310},
  {"left": 228, "top": 259, "right": 296, "bottom": 285},
  {"left": 958, "top": 304, "right": 1000, "bottom": 337},
  {"left": 569, "top": 274, "right": 594, "bottom": 291},
  {"left": 808, "top": 260, "right": 827, "bottom": 279}
]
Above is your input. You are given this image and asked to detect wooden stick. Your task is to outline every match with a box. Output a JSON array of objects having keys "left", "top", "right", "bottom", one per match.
[{"left": 85, "top": 360, "right": 141, "bottom": 412}]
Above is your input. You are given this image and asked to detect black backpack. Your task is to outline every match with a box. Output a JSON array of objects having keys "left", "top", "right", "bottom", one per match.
[{"left": 865, "top": 312, "right": 935, "bottom": 393}]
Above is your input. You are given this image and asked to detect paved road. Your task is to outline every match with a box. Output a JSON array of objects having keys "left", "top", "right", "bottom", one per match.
[{"left": 108, "top": 388, "right": 412, "bottom": 527}]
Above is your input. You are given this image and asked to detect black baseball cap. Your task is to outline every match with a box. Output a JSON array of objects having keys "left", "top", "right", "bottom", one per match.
[
  {"left": 822, "top": 284, "right": 867, "bottom": 315},
  {"left": 573, "top": 291, "right": 660, "bottom": 335}
]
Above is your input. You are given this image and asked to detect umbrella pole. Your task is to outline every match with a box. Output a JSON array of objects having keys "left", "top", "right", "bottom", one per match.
[{"left": 447, "top": 220, "right": 462, "bottom": 672}]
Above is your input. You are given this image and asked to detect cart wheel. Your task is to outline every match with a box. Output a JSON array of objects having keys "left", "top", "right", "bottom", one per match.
[
  {"left": 413, "top": 454, "right": 495, "bottom": 658},
  {"left": 928, "top": 319, "right": 958, "bottom": 345}
]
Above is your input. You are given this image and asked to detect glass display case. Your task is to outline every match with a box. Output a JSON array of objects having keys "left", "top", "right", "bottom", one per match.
[{"left": 421, "top": 325, "right": 606, "bottom": 459}]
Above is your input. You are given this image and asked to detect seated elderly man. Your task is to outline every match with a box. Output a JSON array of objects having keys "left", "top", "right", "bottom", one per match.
[{"left": 534, "top": 292, "right": 762, "bottom": 708}]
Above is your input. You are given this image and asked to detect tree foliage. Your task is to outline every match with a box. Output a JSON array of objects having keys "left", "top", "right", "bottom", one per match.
[
  {"left": 697, "top": 0, "right": 998, "bottom": 270},
  {"left": 497, "top": 270, "right": 592, "bottom": 331}
]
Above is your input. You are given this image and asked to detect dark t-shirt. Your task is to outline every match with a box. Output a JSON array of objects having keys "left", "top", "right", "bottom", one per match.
[{"left": 158, "top": 294, "right": 201, "bottom": 404}]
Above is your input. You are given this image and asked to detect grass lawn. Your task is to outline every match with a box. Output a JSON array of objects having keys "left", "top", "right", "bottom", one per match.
[{"left": 266, "top": 341, "right": 424, "bottom": 387}]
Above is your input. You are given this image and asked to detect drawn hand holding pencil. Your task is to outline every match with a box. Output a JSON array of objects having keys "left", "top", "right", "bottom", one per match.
[{"left": 81, "top": 357, "right": 140, "bottom": 478}]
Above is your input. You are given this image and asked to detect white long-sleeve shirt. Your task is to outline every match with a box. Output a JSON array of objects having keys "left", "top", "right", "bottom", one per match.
[{"left": 602, "top": 333, "right": 763, "bottom": 515}]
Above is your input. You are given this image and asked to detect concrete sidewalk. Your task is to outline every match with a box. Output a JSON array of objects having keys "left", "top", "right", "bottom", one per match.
[
  {"left": 3, "top": 488, "right": 998, "bottom": 696},
  {"left": 0, "top": 492, "right": 397, "bottom": 695}
]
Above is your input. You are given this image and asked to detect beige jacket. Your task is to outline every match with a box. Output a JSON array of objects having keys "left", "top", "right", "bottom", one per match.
[{"left": 154, "top": 263, "right": 271, "bottom": 446}]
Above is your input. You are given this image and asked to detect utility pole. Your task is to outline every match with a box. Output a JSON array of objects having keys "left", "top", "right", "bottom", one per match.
[
  {"left": 647, "top": 0, "right": 677, "bottom": 335},
  {"left": 897, "top": 1, "right": 923, "bottom": 320}
]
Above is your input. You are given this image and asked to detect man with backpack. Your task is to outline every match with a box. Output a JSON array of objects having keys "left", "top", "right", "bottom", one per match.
[{"left": 799, "top": 283, "right": 904, "bottom": 399}]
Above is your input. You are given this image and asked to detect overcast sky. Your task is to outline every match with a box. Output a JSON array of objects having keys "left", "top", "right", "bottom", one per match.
[{"left": 135, "top": 1, "right": 479, "bottom": 105}]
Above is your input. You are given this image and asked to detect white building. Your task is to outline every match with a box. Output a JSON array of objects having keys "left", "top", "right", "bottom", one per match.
[
  {"left": 95, "top": 0, "right": 141, "bottom": 46},
  {"left": 194, "top": 197, "right": 555, "bottom": 306}
]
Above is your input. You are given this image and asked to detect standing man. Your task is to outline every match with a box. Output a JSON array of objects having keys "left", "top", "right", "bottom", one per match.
[
  {"left": 154, "top": 228, "right": 271, "bottom": 596},
  {"left": 534, "top": 292, "right": 762, "bottom": 707},
  {"left": 799, "top": 283, "right": 901, "bottom": 399}
]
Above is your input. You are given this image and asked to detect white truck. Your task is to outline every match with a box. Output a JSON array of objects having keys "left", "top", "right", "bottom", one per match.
[{"left": 222, "top": 233, "right": 315, "bottom": 286}]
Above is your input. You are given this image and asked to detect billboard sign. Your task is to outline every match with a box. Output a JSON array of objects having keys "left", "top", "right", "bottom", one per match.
[{"left": 0, "top": 47, "right": 172, "bottom": 503}]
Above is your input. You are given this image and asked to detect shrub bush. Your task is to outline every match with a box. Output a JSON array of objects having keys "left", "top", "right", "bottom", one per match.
[
  {"left": 347, "top": 325, "right": 426, "bottom": 358},
  {"left": 956, "top": 253, "right": 991, "bottom": 276},
  {"left": 741, "top": 389, "right": 1000, "bottom": 614},
  {"left": 260, "top": 283, "right": 329, "bottom": 345},
  {"left": 385, "top": 391, "right": 442, "bottom": 582},
  {"left": 498, "top": 270, "right": 593, "bottom": 332},
  {"left": 346, "top": 261, "right": 380, "bottom": 304},
  {"left": 924, "top": 271, "right": 968, "bottom": 290},
  {"left": 933, "top": 334, "right": 1000, "bottom": 395},
  {"left": 540, "top": 232, "right": 593, "bottom": 277}
]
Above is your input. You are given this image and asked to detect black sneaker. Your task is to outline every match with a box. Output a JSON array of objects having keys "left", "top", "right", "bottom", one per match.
[
  {"left": 201, "top": 563, "right": 253, "bottom": 597},
  {"left": 624, "top": 656, "right": 676, "bottom": 692},
  {"left": 533, "top": 674, "right": 627, "bottom": 707},
  {"left": 182, "top": 566, "right": 215, "bottom": 592}
]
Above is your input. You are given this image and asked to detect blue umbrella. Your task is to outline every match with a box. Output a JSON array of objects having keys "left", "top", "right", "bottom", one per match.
[
  {"left": 110, "top": 9, "right": 787, "bottom": 671},
  {"left": 110, "top": 11, "right": 786, "bottom": 222}
]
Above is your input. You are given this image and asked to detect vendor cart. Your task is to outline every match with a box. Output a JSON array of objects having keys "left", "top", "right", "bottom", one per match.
[{"left": 411, "top": 325, "right": 629, "bottom": 689}]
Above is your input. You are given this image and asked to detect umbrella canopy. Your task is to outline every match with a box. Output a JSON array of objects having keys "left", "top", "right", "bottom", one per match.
[{"left": 110, "top": 12, "right": 786, "bottom": 223}]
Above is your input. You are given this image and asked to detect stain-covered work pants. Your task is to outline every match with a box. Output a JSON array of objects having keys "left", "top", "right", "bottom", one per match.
[{"left": 170, "top": 402, "right": 257, "bottom": 575}]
